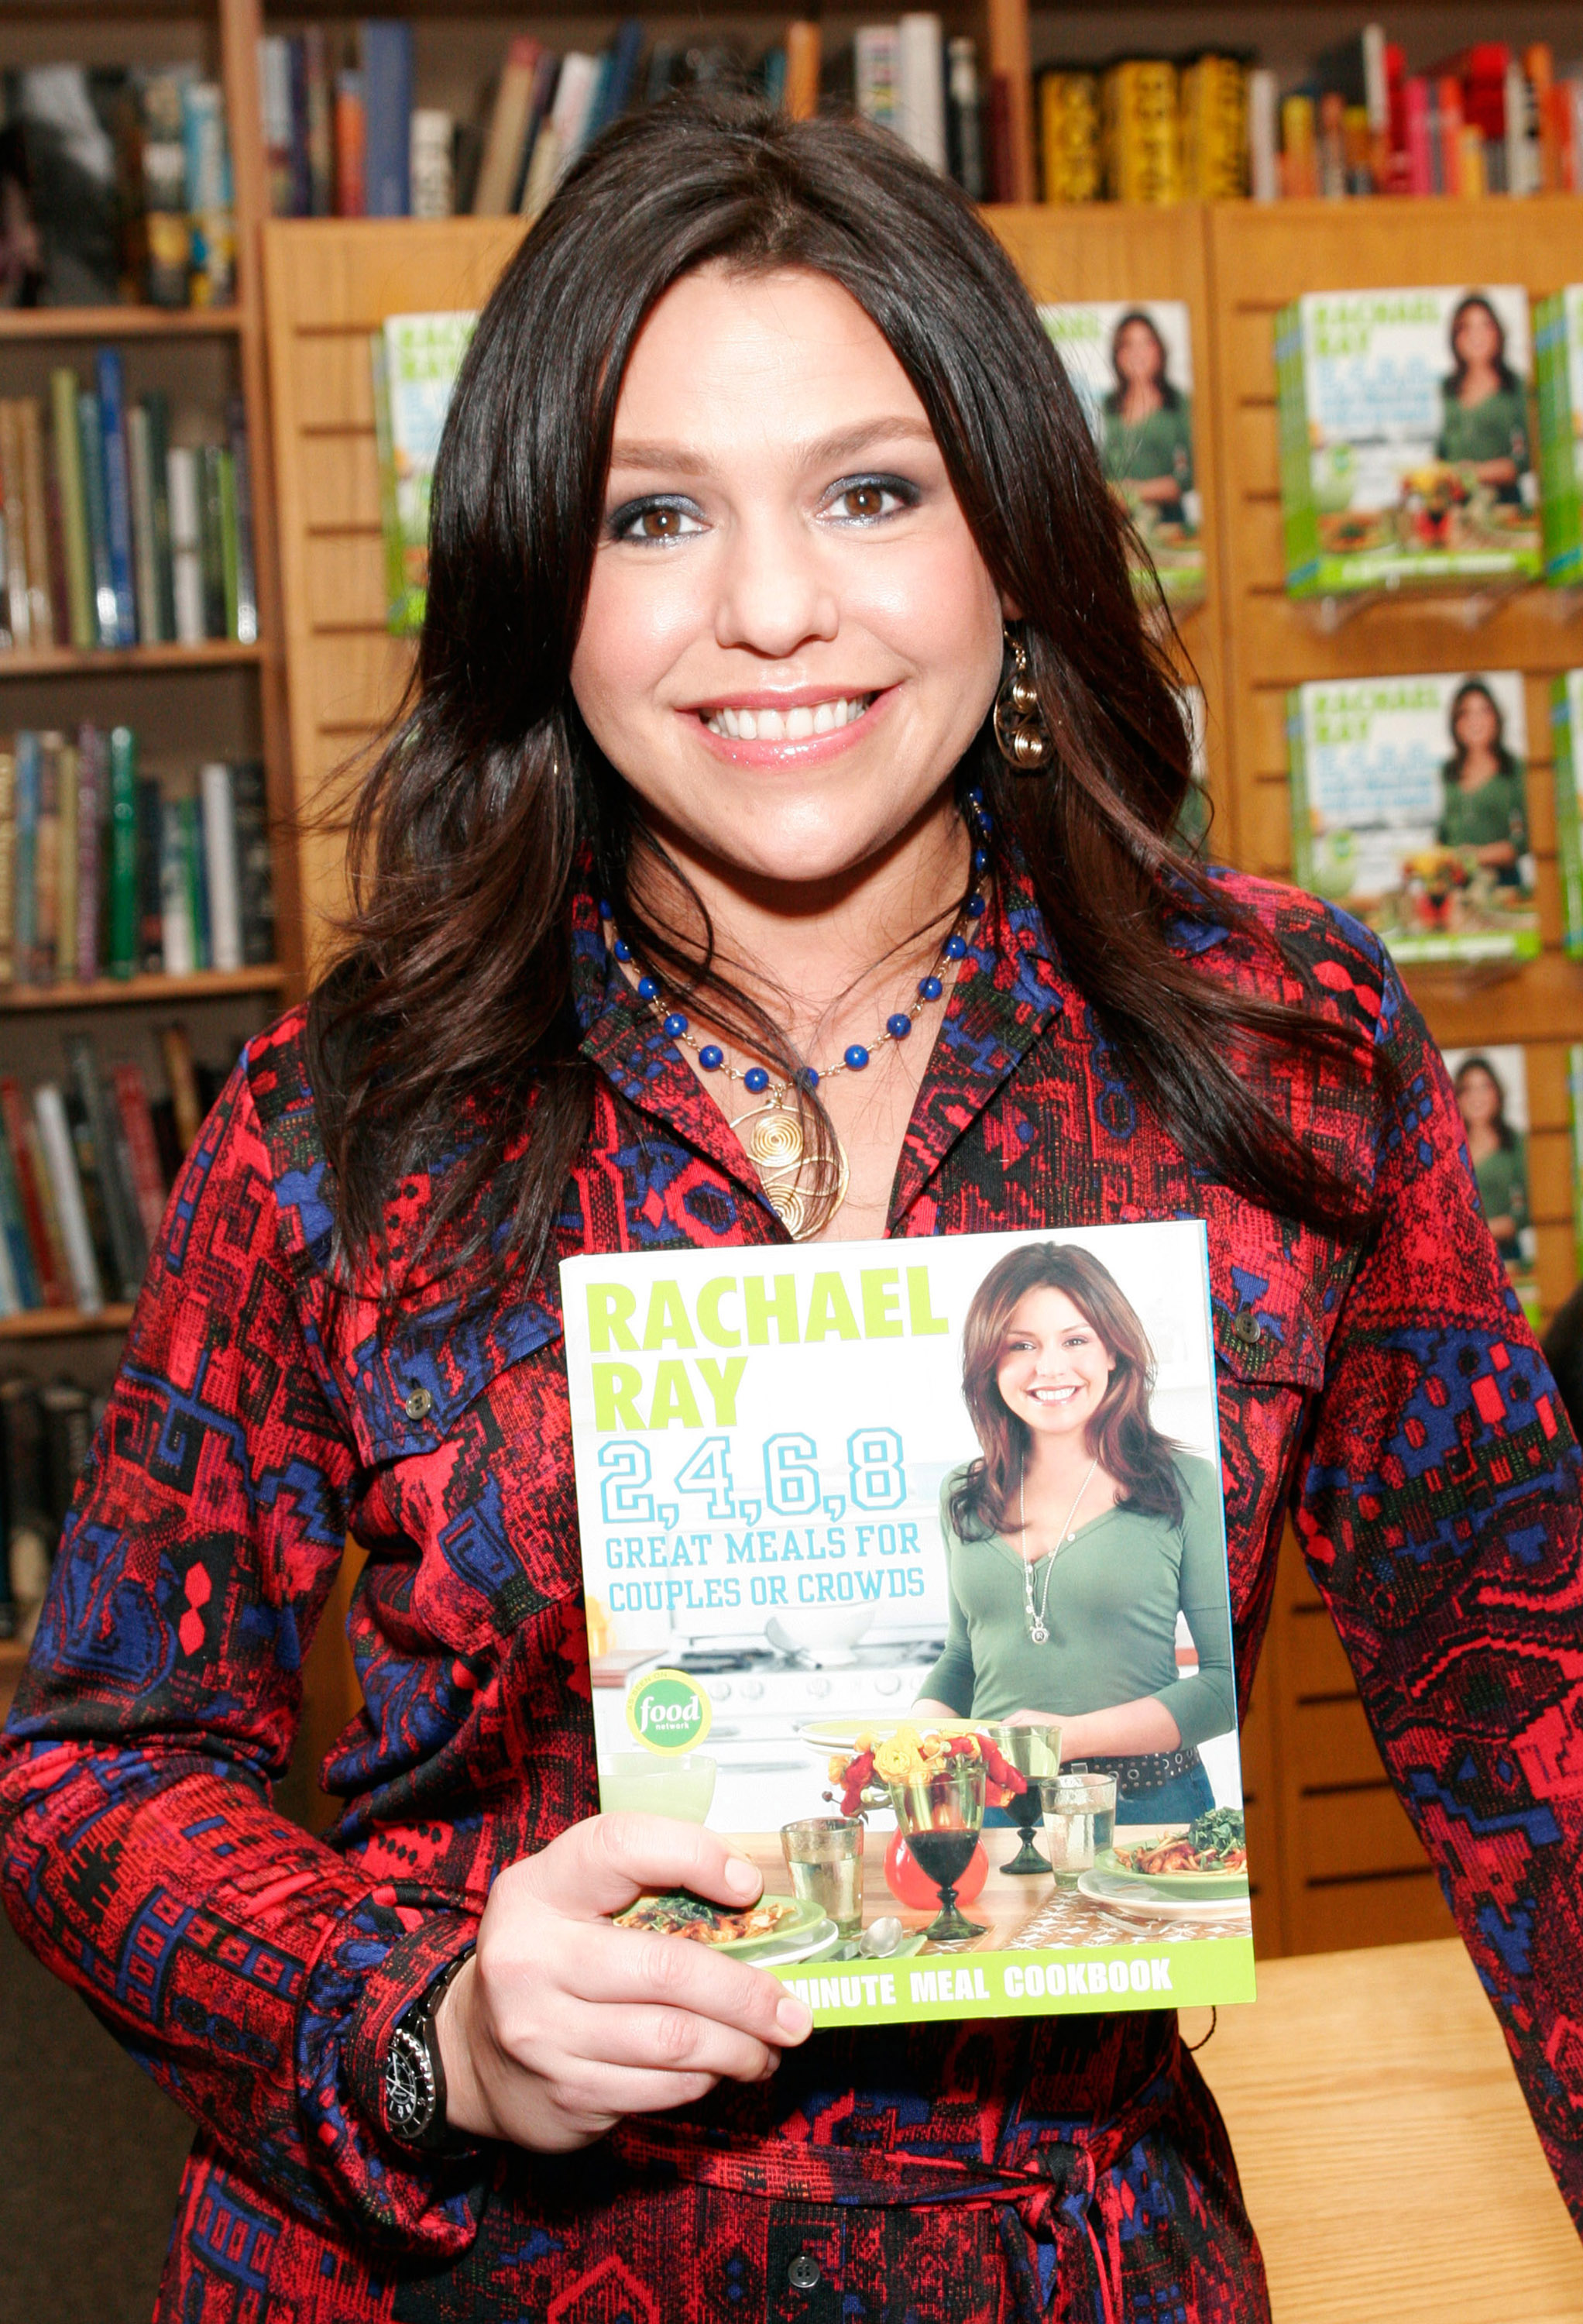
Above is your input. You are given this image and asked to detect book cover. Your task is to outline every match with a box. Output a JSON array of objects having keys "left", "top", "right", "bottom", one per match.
[
  {"left": 61, "top": 1072, "right": 122, "bottom": 1300},
  {"left": 140, "top": 68, "right": 191, "bottom": 304},
  {"left": 75, "top": 391, "right": 117, "bottom": 649},
  {"left": 471, "top": 36, "right": 542, "bottom": 214},
  {"left": 197, "top": 447, "right": 228, "bottom": 640},
  {"left": 1039, "top": 303, "right": 1205, "bottom": 614},
  {"left": 199, "top": 762, "right": 242, "bottom": 971},
  {"left": 563, "top": 1223, "right": 1254, "bottom": 2029},
  {"left": 74, "top": 722, "right": 102, "bottom": 983},
  {"left": 67, "top": 1034, "right": 146, "bottom": 1301},
  {"left": 49, "top": 368, "right": 93, "bottom": 651},
  {"left": 56, "top": 734, "right": 77, "bottom": 985},
  {"left": 40, "top": 403, "right": 73, "bottom": 648},
  {"left": 167, "top": 446, "right": 204, "bottom": 646},
  {"left": 143, "top": 394, "right": 177, "bottom": 644},
  {"left": 1555, "top": 672, "right": 1583, "bottom": 955},
  {"left": 94, "top": 351, "right": 137, "bottom": 647},
  {"left": 0, "top": 1153, "right": 25, "bottom": 1317},
  {"left": 1038, "top": 71, "right": 1101, "bottom": 204},
  {"left": 0, "top": 1122, "right": 36, "bottom": 1312},
  {"left": 32, "top": 1083, "right": 103, "bottom": 1314},
  {"left": 126, "top": 403, "right": 163, "bottom": 645},
  {"left": 225, "top": 397, "right": 258, "bottom": 645},
  {"left": 304, "top": 25, "right": 334, "bottom": 216},
  {"left": 159, "top": 1024, "right": 202, "bottom": 1157},
  {"left": 1180, "top": 55, "right": 1246, "bottom": 199},
  {"left": 159, "top": 796, "right": 196, "bottom": 976},
  {"left": 375, "top": 312, "right": 477, "bottom": 634},
  {"left": 1535, "top": 287, "right": 1583, "bottom": 586},
  {"left": 0, "top": 743, "right": 13, "bottom": 986},
  {"left": 217, "top": 449, "right": 239, "bottom": 641},
  {"left": 109, "top": 1061, "right": 169, "bottom": 1247},
  {"left": 137, "top": 774, "right": 163, "bottom": 973},
  {"left": 182, "top": 81, "right": 235, "bottom": 308},
  {"left": 1276, "top": 287, "right": 1541, "bottom": 598},
  {"left": 184, "top": 793, "right": 210, "bottom": 969},
  {"left": 1441, "top": 1044, "right": 1540, "bottom": 1327},
  {"left": 229, "top": 759, "right": 276, "bottom": 966},
  {"left": 105, "top": 724, "right": 139, "bottom": 978},
  {"left": 1289, "top": 670, "right": 1539, "bottom": 965},
  {"left": 335, "top": 70, "right": 366, "bottom": 217},
  {"left": 1101, "top": 60, "right": 1180, "bottom": 204},
  {"left": 362, "top": 19, "right": 414, "bottom": 216},
  {"left": 853, "top": 27, "right": 898, "bottom": 130},
  {"left": 12, "top": 734, "right": 36, "bottom": 988},
  {"left": 896, "top": 15, "right": 947, "bottom": 171},
  {"left": 32, "top": 731, "right": 59, "bottom": 986},
  {"left": 946, "top": 38, "right": 985, "bottom": 199},
  {"left": 0, "top": 403, "right": 31, "bottom": 651},
  {"left": 0, "top": 1078, "right": 64, "bottom": 1307}
]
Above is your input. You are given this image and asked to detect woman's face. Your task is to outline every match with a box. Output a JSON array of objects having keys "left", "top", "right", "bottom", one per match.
[
  {"left": 570, "top": 263, "right": 1007, "bottom": 891},
  {"left": 1454, "top": 304, "right": 1501, "bottom": 369},
  {"left": 994, "top": 1286, "right": 1116, "bottom": 1442},
  {"left": 1456, "top": 1067, "right": 1501, "bottom": 1132},
  {"left": 1115, "top": 320, "right": 1162, "bottom": 388},
  {"left": 1454, "top": 692, "right": 1500, "bottom": 752}
]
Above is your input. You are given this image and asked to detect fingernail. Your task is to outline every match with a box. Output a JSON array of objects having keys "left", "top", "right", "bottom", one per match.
[
  {"left": 776, "top": 1995, "right": 813, "bottom": 2040},
  {"left": 725, "top": 1858, "right": 759, "bottom": 1899}
]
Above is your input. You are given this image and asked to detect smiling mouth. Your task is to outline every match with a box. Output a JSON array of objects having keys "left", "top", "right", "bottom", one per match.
[
  {"left": 1026, "top": 1386, "right": 1081, "bottom": 1404},
  {"left": 700, "top": 693, "right": 877, "bottom": 742}
]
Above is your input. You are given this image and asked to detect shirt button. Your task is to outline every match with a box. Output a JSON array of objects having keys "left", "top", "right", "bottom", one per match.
[
  {"left": 787, "top": 2254, "right": 822, "bottom": 2291},
  {"left": 403, "top": 1386, "right": 434, "bottom": 1421},
  {"left": 1228, "top": 1312, "right": 1260, "bottom": 1349}
]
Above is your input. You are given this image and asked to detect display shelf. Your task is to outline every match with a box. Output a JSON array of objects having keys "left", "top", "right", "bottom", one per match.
[
  {"left": 0, "top": 305, "right": 243, "bottom": 342},
  {"left": 0, "top": 641, "right": 264, "bottom": 679},
  {"left": 0, "top": 1305, "right": 135, "bottom": 1339},
  {"left": 0, "top": 966, "right": 287, "bottom": 1012}
]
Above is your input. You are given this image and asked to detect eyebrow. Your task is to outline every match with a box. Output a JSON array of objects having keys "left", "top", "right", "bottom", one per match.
[{"left": 606, "top": 416, "right": 939, "bottom": 476}]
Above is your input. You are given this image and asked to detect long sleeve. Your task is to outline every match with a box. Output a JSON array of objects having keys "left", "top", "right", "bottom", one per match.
[
  {"left": 1296, "top": 963, "right": 1583, "bottom": 2225},
  {"left": 1152, "top": 1456, "right": 1237, "bottom": 1750},
  {"left": 0, "top": 1057, "right": 485, "bottom": 2260}
]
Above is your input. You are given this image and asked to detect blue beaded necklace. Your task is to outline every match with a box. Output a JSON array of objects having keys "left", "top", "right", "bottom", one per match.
[{"left": 602, "top": 792, "right": 994, "bottom": 1238}]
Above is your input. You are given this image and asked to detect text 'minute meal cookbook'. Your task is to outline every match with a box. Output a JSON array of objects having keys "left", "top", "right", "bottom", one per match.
[{"left": 562, "top": 1222, "right": 1255, "bottom": 2030}]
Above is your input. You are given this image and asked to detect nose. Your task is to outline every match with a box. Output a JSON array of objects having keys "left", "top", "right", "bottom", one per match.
[{"left": 712, "top": 505, "right": 840, "bottom": 662}]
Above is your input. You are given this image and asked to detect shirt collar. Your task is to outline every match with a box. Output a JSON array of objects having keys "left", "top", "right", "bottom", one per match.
[{"left": 571, "top": 854, "right": 1067, "bottom": 1232}]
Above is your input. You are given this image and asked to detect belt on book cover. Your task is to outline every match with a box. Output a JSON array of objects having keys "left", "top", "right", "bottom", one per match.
[{"left": 1070, "top": 1746, "right": 1202, "bottom": 1796}]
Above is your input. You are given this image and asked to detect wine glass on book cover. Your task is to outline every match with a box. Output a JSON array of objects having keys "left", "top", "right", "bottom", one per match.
[
  {"left": 984, "top": 1721, "right": 1062, "bottom": 1875},
  {"left": 887, "top": 1758, "right": 987, "bottom": 1944}
]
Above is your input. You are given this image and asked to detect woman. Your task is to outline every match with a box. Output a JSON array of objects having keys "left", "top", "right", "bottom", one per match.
[
  {"left": 1452, "top": 1054, "right": 1530, "bottom": 1267},
  {"left": 3, "top": 96, "right": 1581, "bottom": 2323},
  {"left": 916, "top": 1243, "right": 1234, "bottom": 1827},
  {"left": 1436, "top": 292, "right": 1530, "bottom": 502},
  {"left": 1101, "top": 308, "right": 1193, "bottom": 528},
  {"left": 1436, "top": 676, "right": 1529, "bottom": 884}
]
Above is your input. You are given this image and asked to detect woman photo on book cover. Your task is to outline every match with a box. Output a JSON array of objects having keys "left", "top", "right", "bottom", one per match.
[
  {"left": 915, "top": 1240, "right": 1234, "bottom": 1826},
  {"left": 1437, "top": 291, "right": 1530, "bottom": 504},
  {"left": 1100, "top": 306, "right": 1194, "bottom": 531},
  {"left": 1451, "top": 1053, "right": 1530, "bottom": 1272},
  {"left": 1436, "top": 675, "right": 1530, "bottom": 885},
  {"left": 5, "top": 91, "right": 1583, "bottom": 2324}
]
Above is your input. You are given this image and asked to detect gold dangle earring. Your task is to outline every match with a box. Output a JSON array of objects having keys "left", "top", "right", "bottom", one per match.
[{"left": 993, "top": 627, "right": 1053, "bottom": 771}]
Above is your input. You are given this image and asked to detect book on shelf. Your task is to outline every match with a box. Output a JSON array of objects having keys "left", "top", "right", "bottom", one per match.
[
  {"left": 1441, "top": 1044, "right": 1540, "bottom": 1325},
  {"left": 1275, "top": 287, "right": 1540, "bottom": 600},
  {"left": 33, "top": 1082, "right": 101, "bottom": 1312},
  {"left": 362, "top": 19, "right": 415, "bottom": 218},
  {"left": 1040, "top": 302, "right": 1205, "bottom": 614},
  {"left": 1287, "top": 670, "right": 1540, "bottom": 968},
  {"left": 1551, "top": 672, "right": 1583, "bottom": 957},
  {"left": 1536, "top": 290, "right": 1583, "bottom": 586},
  {"left": 373, "top": 313, "right": 478, "bottom": 634},
  {"left": 0, "top": 370, "right": 256, "bottom": 658}
]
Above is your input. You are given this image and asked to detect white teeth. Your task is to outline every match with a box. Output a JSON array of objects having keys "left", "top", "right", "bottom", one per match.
[{"left": 703, "top": 693, "right": 872, "bottom": 739}]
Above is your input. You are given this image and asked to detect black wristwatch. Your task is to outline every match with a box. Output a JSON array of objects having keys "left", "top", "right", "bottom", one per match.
[{"left": 383, "top": 1947, "right": 475, "bottom": 2154}]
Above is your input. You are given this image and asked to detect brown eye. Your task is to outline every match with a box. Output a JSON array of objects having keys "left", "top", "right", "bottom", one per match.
[
  {"left": 638, "top": 507, "right": 684, "bottom": 538},
  {"left": 840, "top": 483, "right": 886, "bottom": 519}
]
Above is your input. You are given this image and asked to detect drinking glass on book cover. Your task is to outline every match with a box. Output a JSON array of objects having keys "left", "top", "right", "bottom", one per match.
[
  {"left": 887, "top": 1757, "right": 987, "bottom": 1944},
  {"left": 781, "top": 1817, "right": 864, "bottom": 1937},
  {"left": 1042, "top": 1771, "right": 1117, "bottom": 1884}
]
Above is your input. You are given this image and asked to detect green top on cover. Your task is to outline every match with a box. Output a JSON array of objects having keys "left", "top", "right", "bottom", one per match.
[
  {"left": 1101, "top": 397, "right": 1194, "bottom": 507},
  {"left": 1437, "top": 382, "right": 1530, "bottom": 489},
  {"left": 919, "top": 1451, "right": 1236, "bottom": 1748},
  {"left": 1471, "top": 1138, "right": 1529, "bottom": 1262},
  {"left": 1437, "top": 762, "right": 1530, "bottom": 866}
]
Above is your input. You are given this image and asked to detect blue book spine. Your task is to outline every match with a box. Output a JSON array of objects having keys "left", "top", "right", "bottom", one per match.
[
  {"left": 361, "top": 20, "right": 413, "bottom": 215},
  {"left": 13, "top": 732, "right": 37, "bottom": 985},
  {"left": 0, "top": 1124, "right": 39, "bottom": 1308},
  {"left": 95, "top": 351, "right": 138, "bottom": 647},
  {"left": 589, "top": 21, "right": 644, "bottom": 139}
]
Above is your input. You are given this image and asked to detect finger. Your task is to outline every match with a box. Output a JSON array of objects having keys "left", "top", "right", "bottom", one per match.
[
  {"left": 491, "top": 2064, "right": 730, "bottom": 2149},
  {"left": 521, "top": 1812, "right": 765, "bottom": 1922},
  {"left": 541, "top": 1914, "right": 812, "bottom": 2045},
  {"left": 524, "top": 1991, "right": 780, "bottom": 2085}
]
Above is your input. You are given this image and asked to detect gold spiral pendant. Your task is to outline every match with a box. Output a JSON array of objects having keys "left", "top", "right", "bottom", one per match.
[{"left": 728, "top": 1098, "right": 850, "bottom": 1241}]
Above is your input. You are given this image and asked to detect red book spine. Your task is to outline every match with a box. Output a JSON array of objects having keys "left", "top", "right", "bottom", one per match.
[
  {"left": 335, "top": 78, "right": 366, "bottom": 217},
  {"left": 986, "top": 74, "right": 1015, "bottom": 203},
  {"left": 110, "top": 1062, "right": 168, "bottom": 1247},
  {"left": 0, "top": 1074, "right": 64, "bottom": 1305}
]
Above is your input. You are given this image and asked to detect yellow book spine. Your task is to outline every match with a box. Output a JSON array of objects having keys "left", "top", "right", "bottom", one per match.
[
  {"left": 1039, "top": 71, "right": 1101, "bottom": 202},
  {"left": 1180, "top": 55, "right": 1246, "bottom": 200},
  {"left": 1103, "top": 60, "right": 1180, "bottom": 204}
]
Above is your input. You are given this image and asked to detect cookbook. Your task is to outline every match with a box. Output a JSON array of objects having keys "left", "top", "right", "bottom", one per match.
[
  {"left": 1276, "top": 286, "right": 1540, "bottom": 597},
  {"left": 1535, "top": 288, "right": 1583, "bottom": 587},
  {"left": 563, "top": 1221, "right": 1255, "bottom": 2029},
  {"left": 1287, "top": 669, "right": 1539, "bottom": 964},
  {"left": 1041, "top": 300, "right": 1207, "bottom": 611},
  {"left": 1440, "top": 1043, "right": 1540, "bottom": 1327},
  {"left": 370, "top": 310, "right": 476, "bottom": 634}
]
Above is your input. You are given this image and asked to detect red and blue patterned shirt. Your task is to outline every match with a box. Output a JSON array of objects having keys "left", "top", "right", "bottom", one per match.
[{"left": 2, "top": 861, "right": 1581, "bottom": 2323}]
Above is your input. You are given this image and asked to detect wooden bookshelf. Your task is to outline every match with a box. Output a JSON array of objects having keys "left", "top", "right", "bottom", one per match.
[
  {"left": 0, "top": 1305, "right": 135, "bottom": 1339},
  {"left": 0, "top": 306, "right": 244, "bottom": 342},
  {"left": 0, "top": 641, "right": 265, "bottom": 679},
  {"left": 0, "top": 967, "right": 287, "bottom": 1012}
]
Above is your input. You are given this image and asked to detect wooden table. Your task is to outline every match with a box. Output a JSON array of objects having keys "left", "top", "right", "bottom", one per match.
[{"left": 1186, "top": 1940, "right": 1583, "bottom": 2324}]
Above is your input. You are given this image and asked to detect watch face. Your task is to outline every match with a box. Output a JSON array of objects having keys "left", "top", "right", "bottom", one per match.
[{"left": 386, "top": 2025, "right": 434, "bottom": 2137}]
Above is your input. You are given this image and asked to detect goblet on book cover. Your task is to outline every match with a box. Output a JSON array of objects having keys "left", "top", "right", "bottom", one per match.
[
  {"left": 984, "top": 1722, "right": 1062, "bottom": 1874},
  {"left": 888, "top": 1757, "right": 988, "bottom": 1943}
]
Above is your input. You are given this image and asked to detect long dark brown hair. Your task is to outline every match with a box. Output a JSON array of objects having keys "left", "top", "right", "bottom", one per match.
[
  {"left": 309, "top": 93, "right": 1365, "bottom": 1294},
  {"left": 950, "top": 1242, "right": 1182, "bottom": 1540}
]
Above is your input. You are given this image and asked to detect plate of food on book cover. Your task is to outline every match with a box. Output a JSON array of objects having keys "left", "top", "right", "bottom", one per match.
[
  {"left": 1094, "top": 1810, "right": 1249, "bottom": 1900},
  {"left": 614, "top": 1890, "right": 835, "bottom": 1961},
  {"left": 797, "top": 1717, "right": 982, "bottom": 1755},
  {"left": 1077, "top": 1870, "right": 1252, "bottom": 1927}
]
